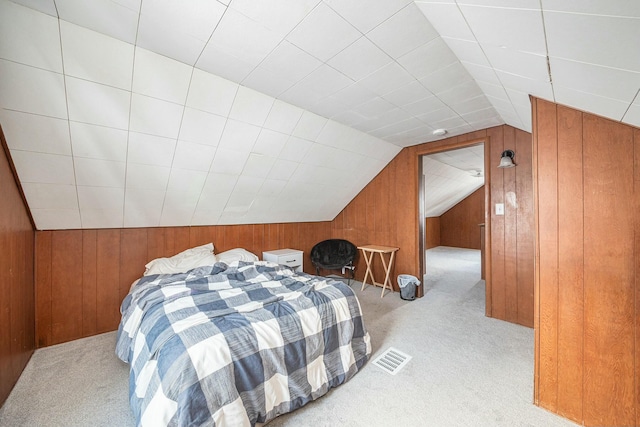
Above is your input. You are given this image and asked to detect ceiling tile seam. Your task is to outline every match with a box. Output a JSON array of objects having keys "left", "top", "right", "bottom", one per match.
[
  {"left": 121, "top": 0, "right": 146, "bottom": 228},
  {"left": 452, "top": 0, "right": 528, "bottom": 130},
  {"left": 55, "top": 11, "right": 81, "bottom": 227},
  {"left": 538, "top": 0, "right": 556, "bottom": 104},
  {"left": 620, "top": 87, "right": 640, "bottom": 123},
  {"left": 167, "top": 66, "right": 213, "bottom": 226},
  {"left": 192, "top": 4, "right": 229, "bottom": 68}
]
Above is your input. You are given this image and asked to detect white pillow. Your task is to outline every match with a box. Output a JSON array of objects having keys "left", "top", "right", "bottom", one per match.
[
  {"left": 216, "top": 248, "right": 259, "bottom": 264},
  {"left": 144, "top": 243, "right": 216, "bottom": 276}
]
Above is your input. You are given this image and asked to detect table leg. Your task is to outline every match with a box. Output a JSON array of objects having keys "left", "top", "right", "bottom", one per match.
[
  {"left": 360, "top": 250, "right": 374, "bottom": 291},
  {"left": 379, "top": 250, "right": 396, "bottom": 297}
]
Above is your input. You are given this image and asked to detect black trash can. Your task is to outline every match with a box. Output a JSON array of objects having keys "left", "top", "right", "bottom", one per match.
[{"left": 398, "top": 274, "right": 420, "bottom": 301}]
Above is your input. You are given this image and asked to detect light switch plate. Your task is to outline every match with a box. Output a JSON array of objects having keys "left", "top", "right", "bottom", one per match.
[{"left": 495, "top": 203, "right": 504, "bottom": 215}]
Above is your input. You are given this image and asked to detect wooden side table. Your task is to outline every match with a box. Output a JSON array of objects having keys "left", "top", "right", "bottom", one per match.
[{"left": 358, "top": 245, "right": 399, "bottom": 297}]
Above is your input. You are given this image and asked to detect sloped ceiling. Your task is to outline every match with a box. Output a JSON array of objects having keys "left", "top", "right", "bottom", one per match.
[
  {"left": 423, "top": 144, "right": 484, "bottom": 217},
  {"left": 0, "top": 0, "right": 639, "bottom": 230}
]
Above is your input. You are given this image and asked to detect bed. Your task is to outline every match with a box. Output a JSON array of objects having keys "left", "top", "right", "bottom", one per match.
[{"left": 116, "top": 244, "right": 371, "bottom": 426}]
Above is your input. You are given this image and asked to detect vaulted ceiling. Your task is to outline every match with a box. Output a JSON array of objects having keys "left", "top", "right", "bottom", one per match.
[{"left": 0, "top": 0, "right": 638, "bottom": 230}]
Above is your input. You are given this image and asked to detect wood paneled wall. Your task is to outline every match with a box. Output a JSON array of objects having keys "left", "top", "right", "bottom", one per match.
[
  {"left": 35, "top": 222, "right": 330, "bottom": 347},
  {"left": 533, "top": 98, "right": 640, "bottom": 426},
  {"left": 331, "top": 126, "right": 534, "bottom": 327},
  {"left": 0, "top": 127, "right": 35, "bottom": 406},
  {"left": 440, "top": 186, "right": 485, "bottom": 249},
  {"left": 425, "top": 217, "right": 440, "bottom": 249}
]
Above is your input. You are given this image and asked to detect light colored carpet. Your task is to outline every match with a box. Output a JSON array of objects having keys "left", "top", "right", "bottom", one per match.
[{"left": 0, "top": 246, "right": 578, "bottom": 427}]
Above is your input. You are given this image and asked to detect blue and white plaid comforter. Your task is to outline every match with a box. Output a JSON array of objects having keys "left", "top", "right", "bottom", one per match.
[{"left": 116, "top": 261, "right": 371, "bottom": 427}]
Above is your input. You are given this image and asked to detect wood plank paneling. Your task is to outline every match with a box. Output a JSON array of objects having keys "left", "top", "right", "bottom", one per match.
[
  {"left": 515, "top": 129, "right": 534, "bottom": 328},
  {"left": 533, "top": 98, "right": 640, "bottom": 426},
  {"left": 535, "top": 99, "right": 560, "bottom": 413},
  {"left": 51, "top": 231, "right": 83, "bottom": 344},
  {"left": 439, "top": 186, "right": 484, "bottom": 249},
  {"left": 487, "top": 126, "right": 506, "bottom": 320},
  {"left": 503, "top": 126, "right": 518, "bottom": 323},
  {"left": 81, "top": 230, "right": 97, "bottom": 337},
  {"left": 96, "top": 229, "right": 121, "bottom": 333},
  {"left": 582, "top": 115, "right": 635, "bottom": 426},
  {"left": 35, "top": 231, "right": 52, "bottom": 347},
  {"left": 425, "top": 217, "right": 440, "bottom": 249},
  {"left": 0, "top": 126, "right": 35, "bottom": 406},
  {"left": 555, "top": 105, "right": 584, "bottom": 421}
]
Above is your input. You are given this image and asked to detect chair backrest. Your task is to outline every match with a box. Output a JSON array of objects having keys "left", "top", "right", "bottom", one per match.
[{"left": 310, "top": 239, "right": 357, "bottom": 268}]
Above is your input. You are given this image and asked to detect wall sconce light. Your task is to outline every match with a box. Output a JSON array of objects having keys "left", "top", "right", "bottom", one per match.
[{"left": 498, "top": 150, "right": 516, "bottom": 168}]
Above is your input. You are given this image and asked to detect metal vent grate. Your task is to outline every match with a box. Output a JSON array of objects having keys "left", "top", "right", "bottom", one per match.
[{"left": 372, "top": 347, "right": 412, "bottom": 375}]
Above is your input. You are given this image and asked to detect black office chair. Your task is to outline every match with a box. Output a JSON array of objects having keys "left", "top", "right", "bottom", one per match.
[{"left": 310, "top": 239, "right": 357, "bottom": 285}]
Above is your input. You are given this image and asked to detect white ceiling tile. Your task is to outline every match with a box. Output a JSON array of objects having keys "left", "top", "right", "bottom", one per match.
[
  {"left": 504, "top": 88, "right": 533, "bottom": 109},
  {"left": 457, "top": 0, "right": 539, "bottom": 8},
  {"left": 366, "top": 3, "right": 439, "bottom": 59},
  {"left": 354, "top": 97, "right": 397, "bottom": 119},
  {"left": 382, "top": 81, "right": 433, "bottom": 106},
  {"left": 289, "top": 64, "right": 354, "bottom": 98},
  {"left": 267, "top": 158, "right": 298, "bottom": 181},
  {"left": 0, "top": 60, "right": 67, "bottom": 119},
  {"left": 550, "top": 57, "right": 640, "bottom": 103},
  {"left": 253, "top": 129, "right": 288, "bottom": 156},
  {"left": 74, "top": 157, "right": 125, "bottom": 187},
  {"left": 482, "top": 44, "right": 548, "bottom": 81},
  {"left": 31, "top": 209, "right": 81, "bottom": 230},
  {"left": 279, "top": 136, "right": 313, "bottom": 162},
  {"left": 137, "top": 0, "right": 225, "bottom": 65},
  {"left": 209, "top": 148, "right": 250, "bottom": 174},
  {"left": 286, "top": 3, "right": 360, "bottom": 62},
  {"left": 415, "top": 2, "right": 475, "bottom": 41},
  {"left": 459, "top": 5, "right": 546, "bottom": 54},
  {"left": 259, "top": 41, "right": 322, "bottom": 82},
  {"left": 172, "top": 140, "right": 216, "bottom": 172},
  {"left": 66, "top": 77, "right": 130, "bottom": 128},
  {"left": 196, "top": 46, "right": 256, "bottom": 83},
  {"left": 494, "top": 70, "right": 554, "bottom": 100},
  {"left": 179, "top": 107, "right": 226, "bottom": 146},
  {"left": 460, "top": 61, "right": 501, "bottom": 85},
  {"left": 125, "top": 163, "right": 170, "bottom": 190},
  {"left": 232, "top": 175, "right": 264, "bottom": 195},
  {"left": 166, "top": 169, "right": 207, "bottom": 195},
  {"left": 55, "top": 0, "right": 139, "bottom": 44},
  {"left": 328, "top": 37, "right": 392, "bottom": 81},
  {"left": 9, "top": 0, "right": 57, "bottom": 16},
  {"left": 545, "top": 11, "right": 640, "bottom": 72},
  {"left": 10, "top": 151, "right": 74, "bottom": 184},
  {"left": 358, "top": 62, "right": 415, "bottom": 96},
  {"left": 331, "top": 83, "right": 378, "bottom": 108},
  {"left": 186, "top": 69, "right": 238, "bottom": 117},
  {"left": 81, "top": 208, "right": 124, "bottom": 228},
  {"left": 201, "top": 172, "right": 237, "bottom": 197},
  {"left": 229, "top": 0, "right": 319, "bottom": 37},
  {"left": 241, "top": 67, "right": 295, "bottom": 98},
  {"left": 132, "top": 48, "right": 192, "bottom": 104},
  {"left": 217, "top": 119, "right": 261, "bottom": 153},
  {"left": 22, "top": 183, "right": 78, "bottom": 210},
  {"left": 420, "top": 61, "right": 473, "bottom": 94},
  {"left": 60, "top": 21, "right": 134, "bottom": 90},
  {"left": 461, "top": 106, "right": 499, "bottom": 123},
  {"left": 159, "top": 204, "right": 197, "bottom": 227},
  {"left": 229, "top": 86, "right": 275, "bottom": 126},
  {"left": 308, "top": 96, "right": 349, "bottom": 119},
  {"left": 437, "top": 80, "right": 484, "bottom": 105},
  {"left": 204, "top": 8, "right": 283, "bottom": 66},
  {"left": 325, "top": 0, "right": 410, "bottom": 33},
  {"left": 0, "top": 1, "right": 62, "bottom": 72},
  {"left": 123, "top": 189, "right": 164, "bottom": 227},
  {"left": 554, "top": 86, "right": 631, "bottom": 122},
  {"left": 242, "top": 154, "right": 276, "bottom": 179},
  {"left": 416, "top": 107, "right": 456, "bottom": 124},
  {"left": 442, "top": 38, "right": 491, "bottom": 67},
  {"left": 544, "top": 1, "right": 640, "bottom": 17},
  {"left": 292, "top": 110, "right": 327, "bottom": 140},
  {"left": 77, "top": 186, "right": 124, "bottom": 210},
  {"left": 402, "top": 96, "right": 446, "bottom": 116},
  {"left": 0, "top": 110, "right": 71, "bottom": 155},
  {"left": 70, "top": 121, "right": 127, "bottom": 161},
  {"left": 452, "top": 95, "right": 493, "bottom": 115},
  {"left": 259, "top": 179, "right": 286, "bottom": 196},
  {"left": 130, "top": 93, "right": 184, "bottom": 138},
  {"left": 127, "top": 132, "right": 176, "bottom": 167},
  {"left": 476, "top": 81, "right": 509, "bottom": 100},
  {"left": 263, "top": 100, "right": 304, "bottom": 134},
  {"left": 278, "top": 85, "right": 325, "bottom": 111},
  {"left": 191, "top": 210, "right": 222, "bottom": 225},
  {"left": 397, "top": 38, "right": 459, "bottom": 80}
]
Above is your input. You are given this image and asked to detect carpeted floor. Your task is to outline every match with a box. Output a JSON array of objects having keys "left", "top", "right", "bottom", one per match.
[{"left": 0, "top": 247, "right": 578, "bottom": 427}]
